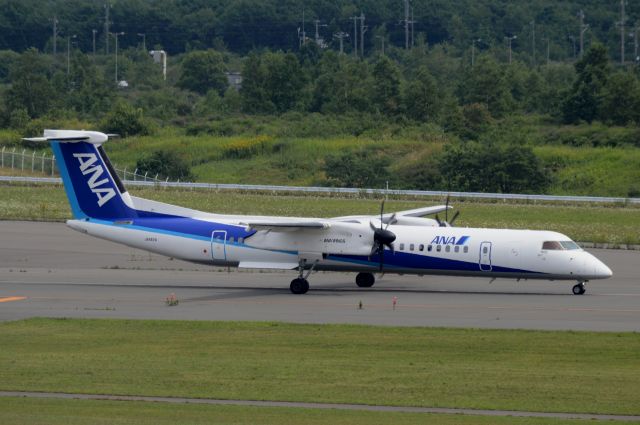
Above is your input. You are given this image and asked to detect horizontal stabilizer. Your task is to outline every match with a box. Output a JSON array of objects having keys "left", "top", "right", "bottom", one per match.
[{"left": 23, "top": 130, "right": 111, "bottom": 145}]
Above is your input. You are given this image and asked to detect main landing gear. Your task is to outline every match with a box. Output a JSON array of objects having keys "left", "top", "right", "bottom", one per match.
[
  {"left": 355, "top": 272, "right": 375, "bottom": 288},
  {"left": 290, "top": 259, "right": 318, "bottom": 294},
  {"left": 572, "top": 281, "right": 587, "bottom": 295}
]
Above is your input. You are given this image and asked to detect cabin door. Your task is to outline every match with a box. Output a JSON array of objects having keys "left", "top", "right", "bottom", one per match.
[
  {"left": 479, "top": 241, "right": 492, "bottom": 271},
  {"left": 211, "top": 230, "right": 227, "bottom": 261}
]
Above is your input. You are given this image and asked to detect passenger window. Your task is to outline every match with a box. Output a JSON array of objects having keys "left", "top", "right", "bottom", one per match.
[
  {"left": 445, "top": 245, "right": 451, "bottom": 253},
  {"left": 463, "top": 246, "right": 468, "bottom": 253},
  {"left": 454, "top": 246, "right": 460, "bottom": 253},
  {"left": 410, "top": 244, "right": 415, "bottom": 251},
  {"left": 542, "top": 241, "right": 563, "bottom": 250},
  {"left": 436, "top": 245, "right": 442, "bottom": 252},
  {"left": 427, "top": 245, "right": 433, "bottom": 252},
  {"left": 238, "top": 237, "right": 244, "bottom": 244},
  {"left": 482, "top": 246, "right": 488, "bottom": 254},
  {"left": 399, "top": 243, "right": 405, "bottom": 251},
  {"left": 419, "top": 244, "right": 424, "bottom": 252},
  {"left": 229, "top": 237, "right": 235, "bottom": 243}
]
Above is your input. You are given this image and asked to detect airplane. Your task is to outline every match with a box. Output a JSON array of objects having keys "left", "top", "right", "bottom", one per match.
[{"left": 25, "top": 129, "right": 613, "bottom": 295}]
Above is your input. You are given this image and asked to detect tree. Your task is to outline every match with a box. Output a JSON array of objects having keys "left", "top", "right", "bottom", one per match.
[
  {"left": 262, "top": 51, "right": 307, "bottom": 113},
  {"left": 457, "top": 55, "right": 512, "bottom": 117},
  {"left": 178, "top": 50, "right": 228, "bottom": 95},
  {"left": 135, "top": 150, "right": 193, "bottom": 181},
  {"left": 324, "top": 150, "right": 390, "bottom": 188},
  {"left": 403, "top": 66, "right": 441, "bottom": 122},
  {"left": 312, "top": 53, "right": 373, "bottom": 114},
  {"left": 439, "top": 142, "right": 549, "bottom": 193},
  {"left": 5, "top": 48, "right": 54, "bottom": 118},
  {"left": 101, "top": 101, "right": 152, "bottom": 137},
  {"left": 371, "top": 56, "right": 401, "bottom": 115},
  {"left": 601, "top": 72, "right": 640, "bottom": 125},
  {"left": 562, "top": 44, "right": 610, "bottom": 124}
]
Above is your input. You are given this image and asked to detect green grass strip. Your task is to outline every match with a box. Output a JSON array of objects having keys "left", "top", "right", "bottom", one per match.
[
  {"left": 0, "top": 319, "right": 638, "bottom": 415},
  {"left": 1, "top": 183, "right": 640, "bottom": 244},
  {"left": 1, "top": 397, "right": 638, "bottom": 425}
]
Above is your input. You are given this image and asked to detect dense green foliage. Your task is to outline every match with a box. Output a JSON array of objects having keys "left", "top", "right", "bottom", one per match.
[{"left": 0, "top": 1, "right": 639, "bottom": 196}]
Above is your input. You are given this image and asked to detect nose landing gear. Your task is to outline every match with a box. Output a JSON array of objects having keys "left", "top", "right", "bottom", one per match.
[{"left": 572, "top": 281, "right": 587, "bottom": 295}]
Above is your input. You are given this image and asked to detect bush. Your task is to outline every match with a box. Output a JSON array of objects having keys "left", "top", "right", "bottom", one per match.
[
  {"left": 135, "top": 150, "right": 193, "bottom": 181},
  {"left": 101, "top": 102, "right": 152, "bottom": 137},
  {"left": 324, "top": 150, "right": 391, "bottom": 188}
]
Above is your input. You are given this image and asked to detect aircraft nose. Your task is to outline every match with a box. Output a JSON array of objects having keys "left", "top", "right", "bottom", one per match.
[{"left": 595, "top": 260, "right": 613, "bottom": 279}]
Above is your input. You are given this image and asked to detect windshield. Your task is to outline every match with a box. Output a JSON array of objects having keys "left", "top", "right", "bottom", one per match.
[{"left": 542, "top": 241, "right": 581, "bottom": 251}]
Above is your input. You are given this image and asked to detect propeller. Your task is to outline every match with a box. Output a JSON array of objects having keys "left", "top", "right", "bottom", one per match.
[
  {"left": 435, "top": 194, "right": 461, "bottom": 227},
  {"left": 369, "top": 200, "right": 396, "bottom": 271}
]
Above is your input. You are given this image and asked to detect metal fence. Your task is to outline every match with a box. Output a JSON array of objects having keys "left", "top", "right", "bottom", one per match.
[
  {"left": 1, "top": 146, "right": 639, "bottom": 204},
  {"left": 0, "top": 146, "right": 163, "bottom": 183}
]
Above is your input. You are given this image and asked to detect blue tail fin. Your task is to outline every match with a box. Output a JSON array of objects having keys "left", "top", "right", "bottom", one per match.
[{"left": 48, "top": 131, "right": 136, "bottom": 221}]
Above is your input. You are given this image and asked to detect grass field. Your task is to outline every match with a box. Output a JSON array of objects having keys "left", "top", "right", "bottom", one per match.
[
  {"left": 1, "top": 183, "right": 639, "bottom": 244},
  {"left": 1, "top": 397, "right": 637, "bottom": 425},
  {"left": 0, "top": 319, "right": 639, "bottom": 416}
]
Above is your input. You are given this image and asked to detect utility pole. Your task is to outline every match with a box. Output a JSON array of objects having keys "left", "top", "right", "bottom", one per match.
[
  {"left": 92, "top": 29, "right": 97, "bottom": 56},
  {"left": 472, "top": 38, "right": 481, "bottom": 67},
  {"left": 104, "top": 3, "right": 111, "bottom": 54},
  {"left": 619, "top": 0, "right": 627, "bottom": 65},
  {"left": 376, "top": 35, "right": 385, "bottom": 55},
  {"left": 352, "top": 15, "right": 359, "bottom": 57},
  {"left": 541, "top": 37, "right": 550, "bottom": 64},
  {"left": 633, "top": 23, "right": 640, "bottom": 62},
  {"left": 404, "top": 0, "right": 410, "bottom": 49},
  {"left": 112, "top": 31, "right": 124, "bottom": 84},
  {"left": 334, "top": 32, "right": 348, "bottom": 54},
  {"left": 52, "top": 15, "right": 58, "bottom": 55},
  {"left": 302, "top": 9, "right": 306, "bottom": 46},
  {"left": 505, "top": 35, "right": 517, "bottom": 64},
  {"left": 410, "top": 6, "right": 415, "bottom": 47},
  {"left": 313, "top": 20, "right": 327, "bottom": 45},
  {"left": 569, "top": 35, "right": 577, "bottom": 60},
  {"left": 359, "top": 12, "right": 366, "bottom": 57},
  {"left": 138, "top": 33, "right": 146, "bottom": 51},
  {"left": 66, "top": 34, "right": 76, "bottom": 76},
  {"left": 531, "top": 20, "right": 536, "bottom": 66},
  {"left": 578, "top": 10, "right": 589, "bottom": 57}
]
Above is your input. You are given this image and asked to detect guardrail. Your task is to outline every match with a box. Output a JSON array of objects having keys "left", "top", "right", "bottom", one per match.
[{"left": 2, "top": 175, "right": 638, "bottom": 204}]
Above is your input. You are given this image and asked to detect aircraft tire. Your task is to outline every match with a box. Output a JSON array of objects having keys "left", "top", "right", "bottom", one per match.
[
  {"left": 356, "top": 272, "right": 375, "bottom": 288},
  {"left": 572, "top": 283, "right": 586, "bottom": 295},
  {"left": 290, "top": 278, "right": 309, "bottom": 294}
]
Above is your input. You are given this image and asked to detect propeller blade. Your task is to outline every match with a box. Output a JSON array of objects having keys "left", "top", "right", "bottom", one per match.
[
  {"left": 370, "top": 221, "right": 377, "bottom": 232},
  {"left": 450, "top": 211, "right": 460, "bottom": 226},
  {"left": 445, "top": 194, "right": 450, "bottom": 223},
  {"left": 435, "top": 215, "right": 444, "bottom": 227},
  {"left": 380, "top": 200, "right": 385, "bottom": 230},
  {"left": 384, "top": 213, "right": 396, "bottom": 230}
]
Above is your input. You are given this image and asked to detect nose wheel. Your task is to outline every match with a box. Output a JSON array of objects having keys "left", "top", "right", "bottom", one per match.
[{"left": 572, "top": 282, "right": 586, "bottom": 295}]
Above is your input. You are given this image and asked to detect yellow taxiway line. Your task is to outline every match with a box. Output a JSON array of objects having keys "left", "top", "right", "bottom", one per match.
[{"left": 0, "top": 296, "right": 27, "bottom": 303}]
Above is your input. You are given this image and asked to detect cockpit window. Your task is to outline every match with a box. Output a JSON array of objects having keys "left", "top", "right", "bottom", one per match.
[
  {"left": 542, "top": 241, "right": 563, "bottom": 250},
  {"left": 560, "top": 241, "right": 581, "bottom": 250},
  {"left": 542, "top": 241, "right": 581, "bottom": 250}
]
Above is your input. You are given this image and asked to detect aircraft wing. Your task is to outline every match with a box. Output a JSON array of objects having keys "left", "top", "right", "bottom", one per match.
[
  {"left": 243, "top": 221, "right": 331, "bottom": 231},
  {"left": 332, "top": 205, "right": 451, "bottom": 222}
]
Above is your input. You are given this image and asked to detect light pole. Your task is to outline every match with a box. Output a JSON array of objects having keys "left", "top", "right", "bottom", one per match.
[
  {"left": 376, "top": 35, "right": 385, "bottom": 55},
  {"left": 92, "top": 29, "right": 97, "bottom": 56},
  {"left": 472, "top": 38, "right": 481, "bottom": 67},
  {"left": 505, "top": 35, "right": 517, "bottom": 64},
  {"left": 569, "top": 35, "right": 577, "bottom": 60},
  {"left": 541, "top": 37, "right": 550, "bottom": 64},
  {"left": 111, "top": 31, "right": 125, "bottom": 84},
  {"left": 137, "top": 33, "right": 146, "bottom": 51},
  {"left": 66, "top": 34, "right": 77, "bottom": 76}
]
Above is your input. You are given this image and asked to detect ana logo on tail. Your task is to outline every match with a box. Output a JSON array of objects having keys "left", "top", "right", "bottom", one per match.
[{"left": 73, "top": 153, "right": 116, "bottom": 207}]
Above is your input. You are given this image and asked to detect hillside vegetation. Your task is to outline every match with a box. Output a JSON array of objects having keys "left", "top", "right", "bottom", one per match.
[{"left": 1, "top": 1, "right": 639, "bottom": 197}]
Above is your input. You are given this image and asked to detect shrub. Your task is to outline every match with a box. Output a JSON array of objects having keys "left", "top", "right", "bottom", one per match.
[
  {"left": 135, "top": 150, "right": 193, "bottom": 181},
  {"left": 101, "top": 102, "right": 152, "bottom": 137}
]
